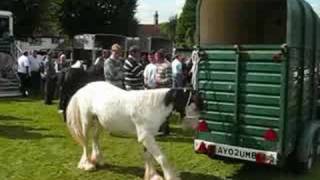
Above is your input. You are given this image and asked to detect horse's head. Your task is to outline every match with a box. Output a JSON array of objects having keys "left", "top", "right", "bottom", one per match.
[{"left": 164, "top": 88, "right": 204, "bottom": 118}]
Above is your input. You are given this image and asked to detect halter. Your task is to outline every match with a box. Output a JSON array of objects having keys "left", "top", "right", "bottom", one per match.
[
  {"left": 184, "top": 89, "right": 200, "bottom": 120},
  {"left": 186, "top": 89, "right": 192, "bottom": 106},
  {"left": 191, "top": 49, "right": 200, "bottom": 90}
]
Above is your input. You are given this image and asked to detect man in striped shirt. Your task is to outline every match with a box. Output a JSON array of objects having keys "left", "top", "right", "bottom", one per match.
[
  {"left": 155, "top": 49, "right": 172, "bottom": 136},
  {"left": 123, "top": 46, "right": 144, "bottom": 90},
  {"left": 155, "top": 49, "right": 172, "bottom": 88}
]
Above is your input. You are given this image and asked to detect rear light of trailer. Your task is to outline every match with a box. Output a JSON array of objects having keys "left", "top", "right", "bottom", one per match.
[
  {"left": 256, "top": 152, "right": 276, "bottom": 164},
  {"left": 195, "top": 142, "right": 208, "bottom": 154},
  {"left": 197, "top": 120, "right": 209, "bottom": 132},
  {"left": 195, "top": 141, "right": 216, "bottom": 156},
  {"left": 255, "top": 153, "right": 267, "bottom": 163},
  {"left": 263, "top": 129, "right": 278, "bottom": 142}
]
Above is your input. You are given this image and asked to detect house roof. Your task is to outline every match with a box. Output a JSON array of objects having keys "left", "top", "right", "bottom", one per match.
[{"left": 137, "top": 24, "right": 161, "bottom": 37}]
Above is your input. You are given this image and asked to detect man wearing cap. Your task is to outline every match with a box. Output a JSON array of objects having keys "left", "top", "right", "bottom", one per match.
[
  {"left": 123, "top": 45, "right": 144, "bottom": 90},
  {"left": 17, "top": 51, "right": 31, "bottom": 96},
  {"left": 104, "top": 44, "right": 124, "bottom": 89}
]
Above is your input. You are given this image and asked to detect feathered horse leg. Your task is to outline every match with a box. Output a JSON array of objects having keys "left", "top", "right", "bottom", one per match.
[
  {"left": 66, "top": 96, "right": 96, "bottom": 171},
  {"left": 143, "top": 147, "right": 163, "bottom": 180},
  {"left": 91, "top": 119, "right": 105, "bottom": 167},
  {"left": 138, "top": 129, "right": 180, "bottom": 180}
]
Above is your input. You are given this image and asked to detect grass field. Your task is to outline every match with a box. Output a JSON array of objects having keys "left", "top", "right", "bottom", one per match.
[{"left": 0, "top": 97, "right": 320, "bottom": 180}]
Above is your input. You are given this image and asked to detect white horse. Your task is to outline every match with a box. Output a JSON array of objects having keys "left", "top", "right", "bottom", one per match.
[{"left": 66, "top": 81, "right": 203, "bottom": 180}]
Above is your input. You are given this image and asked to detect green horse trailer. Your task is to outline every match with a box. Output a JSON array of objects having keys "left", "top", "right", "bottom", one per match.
[{"left": 194, "top": 0, "right": 320, "bottom": 172}]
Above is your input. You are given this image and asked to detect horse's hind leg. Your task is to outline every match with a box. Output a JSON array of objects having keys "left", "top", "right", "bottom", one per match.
[
  {"left": 91, "top": 119, "right": 104, "bottom": 167},
  {"left": 78, "top": 142, "right": 96, "bottom": 171},
  {"left": 77, "top": 114, "right": 96, "bottom": 171}
]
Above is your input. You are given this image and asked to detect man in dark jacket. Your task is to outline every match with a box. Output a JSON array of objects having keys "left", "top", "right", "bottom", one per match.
[{"left": 44, "top": 53, "right": 57, "bottom": 105}]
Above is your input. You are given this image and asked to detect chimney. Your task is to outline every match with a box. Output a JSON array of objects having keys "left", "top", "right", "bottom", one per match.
[{"left": 154, "top": 11, "right": 159, "bottom": 25}]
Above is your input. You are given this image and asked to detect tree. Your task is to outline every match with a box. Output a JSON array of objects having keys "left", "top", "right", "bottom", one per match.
[
  {"left": 0, "top": 0, "right": 42, "bottom": 37},
  {"left": 34, "top": 0, "right": 63, "bottom": 36},
  {"left": 160, "top": 15, "right": 177, "bottom": 43},
  {"left": 176, "top": 0, "right": 198, "bottom": 47},
  {"left": 0, "top": 0, "right": 62, "bottom": 37},
  {"left": 58, "top": 0, "right": 138, "bottom": 38}
]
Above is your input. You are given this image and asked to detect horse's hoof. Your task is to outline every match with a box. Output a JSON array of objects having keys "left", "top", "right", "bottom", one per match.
[
  {"left": 165, "top": 175, "right": 181, "bottom": 180},
  {"left": 150, "top": 174, "right": 164, "bottom": 180},
  {"left": 83, "top": 163, "right": 96, "bottom": 171},
  {"left": 167, "top": 177, "right": 181, "bottom": 180},
  {"left": 78, "top": 162, "right": 96, "bottom": 171}
]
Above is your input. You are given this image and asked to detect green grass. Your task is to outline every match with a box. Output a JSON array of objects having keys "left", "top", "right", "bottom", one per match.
[{"left": 0, "top": 98, "right": 320, "bottom": 180}]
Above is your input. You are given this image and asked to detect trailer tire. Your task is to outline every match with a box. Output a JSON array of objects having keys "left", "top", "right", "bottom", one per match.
[
  {"left": 314, "top": 130, "right": 320, "bottom": 159},
  {"left": 295, "top": 130, "right": 320, "bottom": 173}
]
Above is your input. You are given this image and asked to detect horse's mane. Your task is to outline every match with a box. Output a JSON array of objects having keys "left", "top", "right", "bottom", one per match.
[{"left": 128, "top": 88, "right": 171, "bottom": 108}]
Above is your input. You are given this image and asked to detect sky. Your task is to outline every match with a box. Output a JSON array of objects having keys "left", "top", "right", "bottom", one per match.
[
  {"left": 308, "top": 0, "right": 320, "bottom": 15},
  {"left": 136, "top": 0, "right": 320, "bottom": 25},
  {"left": 136, "top": 0, "right": 186, "bottom": 24}
]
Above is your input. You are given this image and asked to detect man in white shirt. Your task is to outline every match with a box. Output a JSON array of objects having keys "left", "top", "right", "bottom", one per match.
[
  {"left": 17, "top": 51, "right": 31, "bottom": 96},
  {"left": 94, "top": 49, "right": 110, "bottom": 65},
  {"left": 143, "top": 51, "right": 157, "bottom": 89},
  {"left": 172, "top": 54, "right": 183, "bottom": 88},
  {"left": 87, "top": 49, "right": 110, "bottom": 81},
  {"left": 29, "top": 50, "right": 42, "bottom": 94}
]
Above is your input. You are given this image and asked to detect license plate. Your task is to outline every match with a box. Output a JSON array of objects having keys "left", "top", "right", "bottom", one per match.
[
  {"left": 215, "top": 144, "right": 258, "bottom": 162},
  {"left": 194, "top": 140, "right": 278, "bottom": 165}
]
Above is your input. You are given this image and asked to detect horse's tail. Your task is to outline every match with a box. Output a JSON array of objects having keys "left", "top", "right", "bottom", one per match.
[{"left": 66, "top": 95, "right": 85, "bottom": 146}]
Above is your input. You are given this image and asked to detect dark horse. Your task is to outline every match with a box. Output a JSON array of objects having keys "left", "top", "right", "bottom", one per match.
[{"left": 59, "top": 60, "right": 105, "bottom": 121}]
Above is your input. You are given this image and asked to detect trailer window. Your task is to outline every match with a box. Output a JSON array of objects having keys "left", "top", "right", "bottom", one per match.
[
  {"left": 0, "top": 17, "right": 10, "bottom": 38},
  {"left": 199, "top": 0, "right": 287, "bottom": 45}
]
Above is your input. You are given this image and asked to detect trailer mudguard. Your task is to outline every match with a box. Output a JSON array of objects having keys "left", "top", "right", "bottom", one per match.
[{"left": 296, "top": 121, "right": 320, "bottom": 162}]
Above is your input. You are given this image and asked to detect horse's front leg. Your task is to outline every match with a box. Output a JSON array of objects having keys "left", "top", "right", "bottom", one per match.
[
  {"left": 143, "top": 147, "right": 163, "bottom": 180},
  {"left": 140, "top": 133, "right": 180, "bottom": 180}
]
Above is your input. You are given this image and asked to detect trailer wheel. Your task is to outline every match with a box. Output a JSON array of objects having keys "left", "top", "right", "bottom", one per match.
[
  {"left": 296, "top": 130, "right": 320, "bottom": 173},
  {"left": 314, "top": 130, "right": 320, "bottom": 158},
  {"left": 306, "top": 146, "right": 314, "bottom": 170}
]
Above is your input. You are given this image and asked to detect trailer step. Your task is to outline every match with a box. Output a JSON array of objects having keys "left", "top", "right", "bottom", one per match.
[{"left": 0, "top": 92, "right": 22, "bottom": 98}]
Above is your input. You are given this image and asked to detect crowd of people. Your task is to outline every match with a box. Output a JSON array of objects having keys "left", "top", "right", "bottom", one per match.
[
  {"left": 17, "top": 43, "right": 195, "bottom": 135},
  {"left": 68, "top": 43, "right": 193, "bottom": 93},
  {"left": 17, "top": 50, "right": 68, "bottom": 100}
]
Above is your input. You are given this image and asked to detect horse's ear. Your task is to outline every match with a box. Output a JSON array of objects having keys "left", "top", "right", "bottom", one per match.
[{"left": 164, "top": 89, "right": 177, "bottom": 106}]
